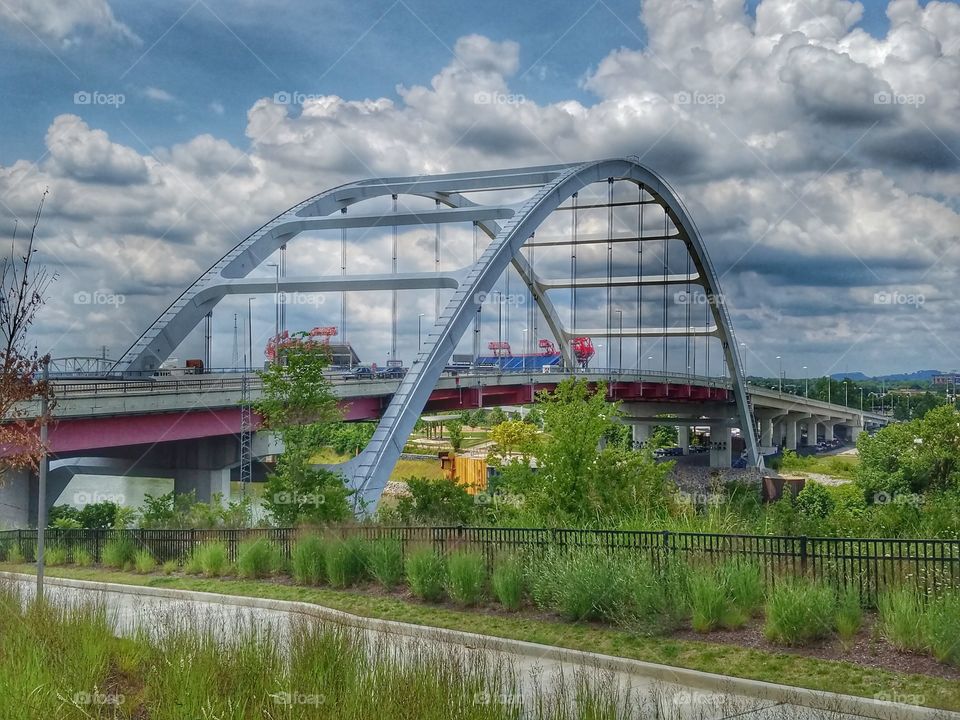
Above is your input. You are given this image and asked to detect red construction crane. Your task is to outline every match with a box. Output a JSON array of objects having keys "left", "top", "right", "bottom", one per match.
[
  {"left": 538, "top": 339, "right": 558, "bottom": 355},
  {"left": 571, "top": 336, "right": 595, "bottom": 368},
  {"left": 487, "top": 340, "right": 512, "bottom": 357}
]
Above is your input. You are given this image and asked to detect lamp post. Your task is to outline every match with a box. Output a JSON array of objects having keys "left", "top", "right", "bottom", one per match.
[
  {"left": 739, "top": 342, "right": 747, "bottom": 378},
  {"left": 267, "top": 262, "right": 279, "bottom": 343},
  {"left": 802, "top": 366, "right": 808, "bottom": 397},
  {"left": 860, "top": 386, "right": 864, "bottom": 410},
  {"left": 35, "top": 356, "right": 50, "bottom": 601},
  {"left": 843, "top": 381, "right": 848, "bottom": 408},
  {"left": 247, "top": 297, "right": 256, "bottom": 371},
  {"left": 827, "top": 377, "right": 831, "bottom": 405},
  {"left": 418, "top": 313, "right": 425, "bottom": 353},
  {"left": 615, "top": 309, "right": 623, "bottom": 373},
  {"left": 776, "top": 356, "right": 782, "bottom": 395},
  {"left": 522, "top": 328, "right": 528, "bottom": 373}
]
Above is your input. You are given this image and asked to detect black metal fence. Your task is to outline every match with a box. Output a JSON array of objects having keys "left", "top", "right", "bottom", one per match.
[{"left": 1, "top": 525, "right": 957, "bottom": 604}]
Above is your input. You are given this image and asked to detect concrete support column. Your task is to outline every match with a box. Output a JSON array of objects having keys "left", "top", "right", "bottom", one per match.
[
  {"left": 174, "top": 467, "right": 231, "bottom": 506},
  {"left": 806, "top": 418, "right": 820, "bottom": 445},
  {"left": 631, "top": 423, "right": 651, "bottom": 447},
  {"left": 709, "top": 425, "right": 731, "bottom": 468},
  {"left": 785, "top": 418, "right": 798, "bottom": 451},
  {"left": 848, "top": 425, "right": 862, "bottom": 443},
  {"left": 823, "top": 422, "right": 835, "bottom": 442},
  {"left": 677, "top": 424, "right": 691, "bottom": 455},
  {"left": 760, "top": 417, "right": 774, "bottom": 447},
  {"left": 0, "top": 468, "right": 31, "bottom": 529}
]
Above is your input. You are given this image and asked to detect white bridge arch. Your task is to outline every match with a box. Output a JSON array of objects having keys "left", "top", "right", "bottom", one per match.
[{"left": 115, "top": 158, "right": 760, "bottom": 510}]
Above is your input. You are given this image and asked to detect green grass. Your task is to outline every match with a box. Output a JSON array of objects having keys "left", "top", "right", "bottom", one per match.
[
  {"left": 878, "top": 587, "right": 926, "bottom": 653},
  {"left": 161, "top": 559, "right": 178, "bottom": 575},
  {"left": 491, "top": 554, "right": 524, "bottom": 611},
  {"left": 196, "top": 541, "right": 230, "bottom": 577},
  {"left": 688, "top": 568, "right": 729, "bottom": 632},
  {"left": 764, "top": 579, "right": 837, "bottom": 646},
  {"left": 291, "top": 535, "right": 326, "bottom": 585},
  {"left": 133, "top": 549, "right": 156, "bottom": 574},
  {"left": 71, "top": 546, "right": 93, "bottom": 567},
  {"left": 835, "top": 587, "right": 863, "bottom": 648},
  {"left": 7, "top": 563, "right": 959, "bottom": 713},
  {"left": 236, "top": 537, "right": 281, "bottom": 579},
  {"left": 366, "top": 538, "right": 404, "bottom": 590},
  {"left": 390, "top": 458, "right": 446, "bottom": 481},
  {"left": 406, "top": 547, "right": 447, "bottom": 602},
  {"left": 44, "top": 545, "right": 68, "bottom": 567},
  {"left": 101, "top": 536, "right": 136, "bottom": 569},
  {"left": 445, "top": 550, "right": 487, "bottom": 607},
  {"left": 324, "top": 537, "right": 367, "bottom": 588},
  {"left": 925, "top": 593, "right": 960, "bottom": 666}
]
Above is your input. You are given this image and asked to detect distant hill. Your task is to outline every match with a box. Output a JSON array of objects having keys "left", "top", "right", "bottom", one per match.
[{"left": 829, "top": 370, "right": 944, "bottom": 382}]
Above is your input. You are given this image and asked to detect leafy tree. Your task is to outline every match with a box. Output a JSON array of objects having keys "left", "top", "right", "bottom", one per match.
[
  {"left": 648, "top": 425, "right": 678, "bottom": 449},
  {"left": 47, "top": 504, "right": 80, "bottom": 527},
  {"left": 395, "top": 476, "right": 475, "bottom": 525},
  {"left": 489, "top": 419, "right": 541, "bottom": 462},
  {"left": 892, "top": 391, "right": 942, "bottom": 421},
  {"left": 488, "top": 407, "right": 507, "bottom": 426},
  {"left": 795, "top": 482, "right": 834, "bottom": 519},
  {"left": 255, "top": 337, "right": 353, "bottom": 522},
  {"left": 524, "top": 407, "right": 543, "bottom": 427},
  {"left": 447, "top": 420, "right": 464, "bottom": 452}
]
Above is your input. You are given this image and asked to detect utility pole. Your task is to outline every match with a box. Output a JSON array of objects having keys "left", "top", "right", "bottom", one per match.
[{"left": 35, "top": 357, "right": 50, "bottom": 601}]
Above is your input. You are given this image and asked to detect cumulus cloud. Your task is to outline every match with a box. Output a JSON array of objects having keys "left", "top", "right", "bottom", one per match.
[
  {"left": 0, "top": 0, "right": 958, "bottom": 375},
  {"left": 0, "top": 0, "right": 139, "bottom": 46}
]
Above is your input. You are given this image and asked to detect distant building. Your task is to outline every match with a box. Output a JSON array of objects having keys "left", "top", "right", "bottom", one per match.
[{"left": 932, "top": 374, "right": 960, "bottom": 385}]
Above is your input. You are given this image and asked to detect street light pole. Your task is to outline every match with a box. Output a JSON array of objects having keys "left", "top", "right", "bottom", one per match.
[
  {"left": 802, "top": 366, "right": 808, "bottom": 397},
  {"left": 739, "top": 342, "right": 747, "bottom": 378},
  {"left": 844, "top": 381, "right": 848, "bottom": 408},
  {"left": 35, "top": 356, "right": 50, "bottom": 601},
  {"left": 776, "top": 356, "right": 782, "bottom": 395},
  {"left": 418, "top": 313, "right": 425, "bottom": 353}
]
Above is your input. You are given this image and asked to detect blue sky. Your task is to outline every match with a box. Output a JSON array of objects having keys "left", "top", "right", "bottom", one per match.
[{"left": 0, "top": 0, "right": 958, "bottom": 376}]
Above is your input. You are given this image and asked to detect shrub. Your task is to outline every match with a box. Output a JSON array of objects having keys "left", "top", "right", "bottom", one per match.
[
  {"left": 405, "top": 547, "right": 446, "bottom": 602},
  {"left": 491, "top": 554, "right": 525, "bottom": 611},
  {"left": 834, "top": 587, "right": 863, "bottom": 647},
  {"left": 196, "top": 542, "right": 230, "bottom": 577},
  {"left": 878, "top": 587, "right": 926, "bottom": 653},
  {"left": 71, "top": 546, "right": 93, "bottom": 567},
  {"left": 133, "top": 549, "right": 156, "bottom": 574},
  {"left": 324, "top": 537, "right": 367, "bottom": 588},
  {"left": 764, "top": 579, "right": 836, "bottom": 646},
  {"left": 44, "top": 546, "right": 68, "bottom": 566},
  {"left": 237, "top": 538, "right": 282, "bottom": 579},
  {"left": 292, "top": 535, "right": 326, "bottom": 585},
  {"left": 795, "top": 482, "right": 835, "bottom": 519},
  {"left": 366, "top": 538, "right": 404, "bottom": 590},
  {"left": 183, "top": 548, "right": 204, "bottom": 575},
  {"left": 101, "top": 536, "right": 136, "bottom": 569},
  {"left": 161, "top": 559, "right": 178, "bottom": 575},
  {"left": 923, "top": 591, "right": 960, "bottom": 665},
  {"left": 529, "top": 548, "right": 636, "bottom": 623},
  {"left": 395, "top": 476, "right": 475, "bottom": 525},
  {"left": 445, "top": 551, "right": 486, "bottom": 607},
  {"left": 718, "top": 561, "right": 764, "bottom": 618}
]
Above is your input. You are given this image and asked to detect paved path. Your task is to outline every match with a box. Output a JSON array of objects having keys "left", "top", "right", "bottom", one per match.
[{"left": 3, "top": 575, "right": 944, "bottom": 720}]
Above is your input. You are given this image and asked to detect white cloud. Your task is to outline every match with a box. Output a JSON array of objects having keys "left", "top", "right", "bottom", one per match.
[
  {"left": 144, "top": 86, "right": 176, "bottom": 103},
  {"left": 0, "top": 0, "right": 139, "bottom": 46}
]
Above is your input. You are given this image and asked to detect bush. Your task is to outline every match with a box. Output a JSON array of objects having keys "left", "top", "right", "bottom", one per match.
[
  {"left": 161, "top": 559, "right": 178, "bottom": 575},
  {"left": 196, "top": 542, "right": 230, "bottom": 577},
  {"left": 445, "top": 551, "right": 486, "bottom": 607},
  {"left": 101, "top": 536, "right": 136, "bottom": 569},
  {"left": 835, "top": 587, "right": 863, "bottom": 647},
  {"left": 529, "top": 548, "right": 638, "bottom": 623},
  {"left": 133, "top": 549, "right": 156, "bottom": 574},
  {"left": 71, "top": 546, "right": 93, "bottom": 567},
  {"left": 405, "top": 547, "right": 447, "bottom": 602},
  {"left": 291, "top": 535, "right": 326, "bottom": 585},
  {"left": 395, "top": 476, "right": 475, "bottom": 525},
  {"left": 719, "top": 561, "right": 764, "bottom": 619},
  {"left": 7, "top": 544, "right": 24, "bottom": 564},
  {"left": 764, "top": 579, "right": 836, "bottom": 646},
  {"left": 44, "top": 546, "right": 68, "bottom": 566},
  {"left": 878, "top": 587, "right": 926, "bottom": 653},
  {"left": 237, "top": 538, "right": 282, "bottom": 579},
  {"left": 795, "top": 482, "right": 835, "bottom": 519},
  {"left": 324, "top": 537, "right": 367, "bottom": 588},
  {"left": 366, "top": 538, "right": 404, "bottom": 590},
  {"left": 924, "top": 591, "right": 960, "bottom": 666},
  {"left": 491, "top": 554, "right": 524, "bottom": 611}
]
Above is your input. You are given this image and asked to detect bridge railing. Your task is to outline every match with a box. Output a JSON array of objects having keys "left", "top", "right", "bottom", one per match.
[{"left": 1, "top": 525, "right": 955, "bottom": 604}]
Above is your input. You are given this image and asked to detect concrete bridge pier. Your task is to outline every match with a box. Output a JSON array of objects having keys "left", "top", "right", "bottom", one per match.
[
  {"left": 709, "top": 424, "right": 731, "bottom": 468},
  {"left": 677, "top": 425, "right": 690, "bottom": 454},
  {"left": 631, "top": 423, "right": 651, "bottom": 447},
  {"left": 756, "top": 410, "right": 784, "bottom": 448},
  {"left": 0, "top": 468, "right": 31, "bottom": 529},
  {"left": 806, "top": 417, "right": 821, "bottom": 445},
  {"left": 823, "top": 422, "right": 835, "bottom": 442}
]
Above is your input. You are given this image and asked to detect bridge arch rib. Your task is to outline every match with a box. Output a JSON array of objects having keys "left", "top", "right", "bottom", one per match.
[{"left": 115, "top": 158, "right": 760, "bottom": 512}]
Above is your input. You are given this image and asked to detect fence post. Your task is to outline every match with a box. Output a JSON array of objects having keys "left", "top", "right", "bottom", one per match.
[
  {"left": 799, "top": 535, "right": 808, "bottom": 576},
  {"left": 661, "top": 530, "right": 671, "bottom": 570},
  {"left": 95, "top": 529, "right": 102, "bottom": 563}
]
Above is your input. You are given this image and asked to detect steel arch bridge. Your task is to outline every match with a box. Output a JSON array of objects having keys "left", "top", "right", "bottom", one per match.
[{"left": 115, "top": 158, "right": 760, "bottom": 510}]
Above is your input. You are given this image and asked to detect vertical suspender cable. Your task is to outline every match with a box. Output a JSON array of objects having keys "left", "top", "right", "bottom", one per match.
[
  {"left": 340, "top": 206, "right": 347, "bottom": 342},
  {"left": 636, "top": 184, "right": 643, "bottom": 372},
  {"left": 570, "top": 192, "right": 578, "bottom": 366},
  {"left": 705, "top": 294, "right": 711, "bottom": 378},
  {"left": 434, "top": 199, "right": 441, "bottom": 321},
  {"left": 391, "top": 194, "right": 398, "bottom": 362},
  {"left": 473, "top": 221, "right": 481, "bottom": 360},
  {"left": 686, "top": 251, "right": 692, "bottom": 377},
  {"left": 606, "top": 178, "right": 614, "bottom": 371},
  {"left": 662, "top": 206, "right": 668, "bottom": 373},
  {"left": 279, "top": 244, "right": 286, "bottom": 334}
]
